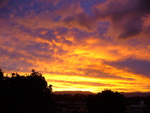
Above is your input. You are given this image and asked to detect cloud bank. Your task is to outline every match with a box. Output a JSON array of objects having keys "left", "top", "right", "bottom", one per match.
[
  {"left": 0, "top": 0, "right": 150, "bottom": 92},
  {"left": 93, "top": 0, "right": 150, "bottom": 38}
]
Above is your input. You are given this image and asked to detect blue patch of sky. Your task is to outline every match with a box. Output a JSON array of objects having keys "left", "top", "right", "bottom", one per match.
[
  {"left": 126, "top": 38, "right": 142, "bottom": 46},
  {"left": 1, "top": 60, "right": 33, "bottom": 72},
  {"left": 54, "top": 16, "right": 62, "bottom": 21},
  {"left": 80, "top": 0, "right": 103, "bottom": 15},
  {"left": 40, "top": 30, "right": 57, "bottom": 41},
  {"left": 25, "top": 44, "right": 56, "bottom": 59},
  {"left": 126, "top": 38, "right": 150, "bottom": 48},
  {"left": 18, "top": 25, "right": 34, "bottom": 35},
  {"left": 6, "top": 0, "right": 54, "bottom": 17},
  {"left": 26, "top": 42, "right": 49, "bottom": 51},
  {"left": 0, "top": 7, "right": 9, "bottom": 18},
  {"left": 55, "top": 27, "right": 68, "bottom": 35},
  {"left": 1, "top": 34, "right": 10, "bottom": 37},
  {"left": 18, "top": 25, "right": 57, "bottom": 41},
  {"left": 70, "top": 28, "right": 93, "bottom": 40},
  {"left": 53, "top": 0, "right": 74, "bottom": 10},
  {"left": 97, "top": 21, "right": 110, "bottom": 37}
]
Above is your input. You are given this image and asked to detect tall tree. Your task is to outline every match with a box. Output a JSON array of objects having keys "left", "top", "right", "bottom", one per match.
[
  {"left": 0, "top": 69, "right": 55, "bottom": 113},
  {"left": 87, "top": 90, "right": 125, "bottom": 113}
]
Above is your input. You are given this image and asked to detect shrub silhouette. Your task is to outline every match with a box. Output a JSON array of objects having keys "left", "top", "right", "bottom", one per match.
[
  {"left": 0, "top": 68, "right": 4, "bottom": 78},
  {"left": 0, "top": 69, "right": 55, "bottom": 113},
  {"left": 87, "top": 90, "right": 125, "bottom": 113}
]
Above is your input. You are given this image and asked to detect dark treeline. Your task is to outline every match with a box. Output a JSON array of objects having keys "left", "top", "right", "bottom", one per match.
[
  {"left": 53, "top": 91, "right": 150, "bottom": 113},
  {"left": 0, "top": 69, "right": 55, "bottom": 113},
  {"left": 87, "top": 90, "right": 125, "bottom": 113},
  {"left": 53, "top": 90, "right": 125, "bottom": 113},
  {"left": 0, "top": 68, "right": 150, "bottom": 113}
]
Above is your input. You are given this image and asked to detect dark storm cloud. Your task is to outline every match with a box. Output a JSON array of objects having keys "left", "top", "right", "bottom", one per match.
[
  {"left": 0, "top": 0, "right": 9, "bottom": 9},
  {"left": 62, "top": 12, "right": 97, "bottom": 31},
  {"left": 93, "top": 0, "right": 150, "bottom": 38},
  {"left": 106, "top": 58, "right": 150, "bottom": 77},
  {"left": 139, "top": 0, "right": 150, "bottom": 13}
]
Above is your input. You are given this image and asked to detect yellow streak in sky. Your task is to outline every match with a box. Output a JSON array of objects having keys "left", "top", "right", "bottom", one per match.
[{"left": 44, "top": 69, "right": 150, "bottom": 93}]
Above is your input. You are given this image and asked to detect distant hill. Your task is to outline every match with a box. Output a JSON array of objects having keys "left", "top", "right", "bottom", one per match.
[
  {"left": 120, "top": 92, "right": 150, "bottom": 97},
  {"left": 53, "top": 91, "right": 93, "bottom": 95},
  {"left": 53, "top": 91, "right": 150, "bottom": 97}
]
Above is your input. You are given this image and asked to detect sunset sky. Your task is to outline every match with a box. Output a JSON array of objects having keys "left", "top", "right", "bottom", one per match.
[{"left": 0, "top": 0, "right": 150, "bottom": 93}]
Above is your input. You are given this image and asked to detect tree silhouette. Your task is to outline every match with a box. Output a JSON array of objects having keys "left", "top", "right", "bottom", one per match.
[
  {"left": 0, "top": 68, "right": 4, "bottom": 78},
  {"left": 87, "top": 89, "right": 125, "bottom": 113},
  {"left": 0, "top": 69, "right": 55, "bottom": 113}
]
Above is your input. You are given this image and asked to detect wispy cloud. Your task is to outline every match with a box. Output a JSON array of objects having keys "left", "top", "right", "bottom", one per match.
[{"left": 0, "top": 0, "right": 150, "bottom": 92}]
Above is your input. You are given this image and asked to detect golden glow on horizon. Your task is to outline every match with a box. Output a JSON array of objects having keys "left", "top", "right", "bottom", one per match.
[
  {"left": 10, "top": 67, "right": 150, "bottom": 93},
  {"left": 1, "top": 0, "right": 150, "bottom": 93},
  {"left": 44, "top": 70, "right": 150, "bottom": 93}
]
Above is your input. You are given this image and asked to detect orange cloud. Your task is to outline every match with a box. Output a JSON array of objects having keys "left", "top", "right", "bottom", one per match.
[{"left": 0, "top": 0, "right": 150, "bottom": 93}]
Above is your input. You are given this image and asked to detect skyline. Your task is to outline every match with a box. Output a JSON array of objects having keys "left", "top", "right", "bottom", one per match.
[{"left": 0, "top": 0, "right": 150, "bottom": 93}]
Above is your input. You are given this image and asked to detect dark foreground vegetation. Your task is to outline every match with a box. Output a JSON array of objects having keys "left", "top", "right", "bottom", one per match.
[
  {"left": 0, "top": 69, "right": 55, "bottom": 113},
  {"left": 0, "top": 68, "right": 150, "bottom": 113}
]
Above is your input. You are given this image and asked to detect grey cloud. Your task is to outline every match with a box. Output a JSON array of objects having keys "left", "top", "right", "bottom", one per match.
[
  {"left": 62, "top": 12, "right": 97, "bottom": 31},
  {"left": 0, "top": 0, "right": 9, "bottom": 9},
  {"left": 93, "top": 0, "right": 150, "bottom": 38},
  {"left": 106, "top": 58, "right": 150, "bottom": 78}
]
